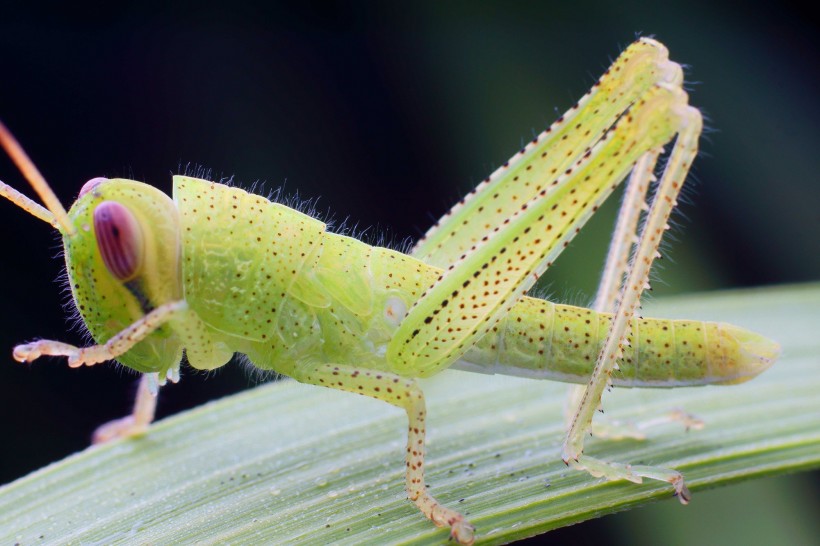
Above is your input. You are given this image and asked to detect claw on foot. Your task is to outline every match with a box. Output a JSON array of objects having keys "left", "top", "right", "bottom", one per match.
[
  {"left": 624, "top": 462, "right": 691, "bottom": 504},
  {"left": 671, "top": 475, "right": 692, "bottom": 504},
  {"left": 667, "top": 408, "right": 705, "bottom": 432},
  {"left": 92, "top": 415, "right": 148, "bottom": 444},
  {"left": 571, "top": 455, "right": 693, "bottom": 505},
  {"left": 449, "top": 518, "right": 475, "bottom": 546},
  {"left": 13, "top": 342, "right": 74, "bottom": 363},
  {"left": 12, "top": 340, "right": 94, "bottom": 368},
  {"left": 12, "top": 344, "right": 32, "bottom": 362},
  {"left": 429, "top": 504, "right": 474, "bottom": 545}
]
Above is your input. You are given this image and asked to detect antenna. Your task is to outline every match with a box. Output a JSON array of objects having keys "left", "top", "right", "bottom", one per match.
[{"left": 0, "top": 120, "right": 76, "bottom": 235}]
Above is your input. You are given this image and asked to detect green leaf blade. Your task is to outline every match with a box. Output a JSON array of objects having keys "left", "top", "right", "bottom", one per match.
[{"left": 1, "top": 284, "right": 818, "bottom": 545}]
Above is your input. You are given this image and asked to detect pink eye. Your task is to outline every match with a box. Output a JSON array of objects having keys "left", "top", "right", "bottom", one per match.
[
  {"left": 93, "top": 201, "right": 144, "bottom": 281},
  {"left": 79, "top": 177, "right": 109, "bottom": 197}
]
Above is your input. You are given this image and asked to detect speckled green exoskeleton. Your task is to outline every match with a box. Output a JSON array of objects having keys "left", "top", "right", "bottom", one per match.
[{"left": 0, "top": 38, "right": 779, "bottom": 545}]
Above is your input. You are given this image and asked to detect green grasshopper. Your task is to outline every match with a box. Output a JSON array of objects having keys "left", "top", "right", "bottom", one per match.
[{"left": 0, "top": 38, "right": 779, "bottom": 544}]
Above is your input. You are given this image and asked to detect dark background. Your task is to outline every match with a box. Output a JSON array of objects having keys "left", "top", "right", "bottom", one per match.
[{"left": 1, "top": 2, "right": 817, "bottom": 544}]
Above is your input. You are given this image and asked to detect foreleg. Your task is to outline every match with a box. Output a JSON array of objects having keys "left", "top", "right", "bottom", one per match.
[
  {"left": 13, "top": 301, "right": 187, "bottom": 367},
  {"left": 14, "top": 301, "right": 186, "bottom": 442}
]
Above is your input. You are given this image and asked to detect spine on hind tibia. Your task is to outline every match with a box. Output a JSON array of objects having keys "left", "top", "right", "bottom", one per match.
[{"left": 457, "top": 297, "right": 776, "bottom": 387}]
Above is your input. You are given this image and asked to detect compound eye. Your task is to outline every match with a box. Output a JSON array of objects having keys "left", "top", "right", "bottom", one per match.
[
  {"left": 93, "top": 201, "right": 144, "bottom": 281},
  {"left": 79, "top": 177, "right": 109, "bottom": 198}
]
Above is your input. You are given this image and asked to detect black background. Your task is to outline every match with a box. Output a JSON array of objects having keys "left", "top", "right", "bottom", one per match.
[{"left": 1, "top": 2, "right": 817, "bottom": 544}]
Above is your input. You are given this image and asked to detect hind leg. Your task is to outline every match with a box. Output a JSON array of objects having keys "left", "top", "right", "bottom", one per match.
[{"left": 563, "top": 94, "right": 703, "bottom": 503}]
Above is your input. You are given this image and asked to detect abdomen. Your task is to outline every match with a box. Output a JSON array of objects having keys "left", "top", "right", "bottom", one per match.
[{"left": 456, "top": 297, "right": 778, "bottom": 387}]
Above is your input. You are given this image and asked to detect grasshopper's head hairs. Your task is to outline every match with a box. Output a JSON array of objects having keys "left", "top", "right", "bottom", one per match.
[
  {"left": 65, "top": 177, "right": 184, "bottom": 374},
  {"left": 0, "top": 120, "right": 76, "bottom": 235}
]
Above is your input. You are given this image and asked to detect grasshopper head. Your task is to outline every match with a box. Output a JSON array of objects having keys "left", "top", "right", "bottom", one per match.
[
  {"left": 0, "top": 122, "right": 184, "bottom": 374},
  {"left": 63, "top": 177, "right": 184, "bottom": 374}
]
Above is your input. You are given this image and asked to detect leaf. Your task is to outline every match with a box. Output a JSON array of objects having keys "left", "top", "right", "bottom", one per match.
[{"left": 0, "top": 284, "right": 818, "bottom": 545}]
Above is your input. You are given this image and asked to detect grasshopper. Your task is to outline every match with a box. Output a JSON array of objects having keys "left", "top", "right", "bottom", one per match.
[{"left": 0, "top": 38, "right": 779, "bottom": 544}]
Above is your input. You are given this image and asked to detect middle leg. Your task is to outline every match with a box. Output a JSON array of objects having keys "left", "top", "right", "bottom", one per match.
[
  {"left": 292, "top": 362, "right": 476, "bottom": 545},
  {"left": 92, "top": 373, "right": 159, "bottom": 444}
]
